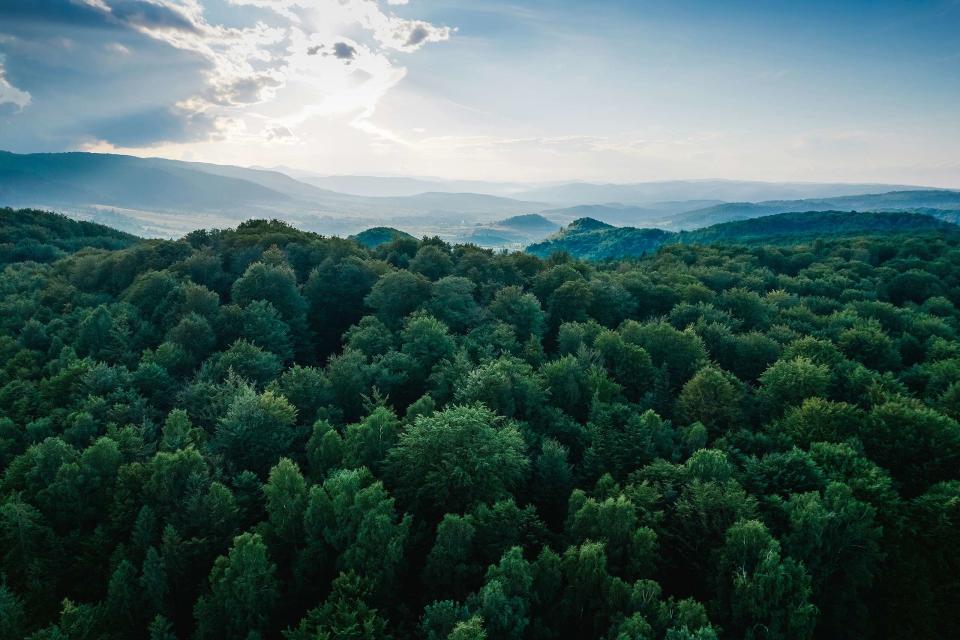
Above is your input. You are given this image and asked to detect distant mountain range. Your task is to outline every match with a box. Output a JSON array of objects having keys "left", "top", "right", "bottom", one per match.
[
  {"left": 511, "top": 179, "right": 939, "bottom": 206},
  {"left": 538, "top": 201, "right": 725, "bottom": 227},
  {"left": 265, "top": 171, "right": 940, "bottom": 206},
  {"left": 458, "top": 214, "right": 561, "bottom": 249},
  {"left": 0, "top": 151, "right": 545, "bottom": 237},
  {"left": 2, "top": 150, "right": 958, "bottom": 244},
  {"left": 526, "top": 211, "right": 959, "bottom": 260},
  {"left": 5, "top": 207, "right": 957, "bottom": 267},
  {"left": 273, "top": 170, "right": 527, "bottom": 198},
  {"left": 670, "top": 190, "right": 960, "bottom": 230}
]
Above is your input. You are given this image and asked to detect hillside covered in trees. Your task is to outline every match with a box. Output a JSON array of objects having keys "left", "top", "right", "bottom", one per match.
[
  {"left": 0, "top": 208, "right": 139, "bottom": 264},
  {"left": 1, "top": 208, "right": 959, "bottom": 639},
  {"left": 527, "top": 210, "right": 960, "bottom": 260}
]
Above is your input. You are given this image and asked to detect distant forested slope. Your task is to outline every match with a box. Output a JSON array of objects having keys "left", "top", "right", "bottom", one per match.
[
  {"left": 1, "top": 209, "right": 959, "bottom": 640},
  {"left": 0, "top": 207, "right": 139, "bottom": 263},
  {"left": 527, "top": 210, "right": 959, "bottom": 260},
  {"left": 671, "top": 190, "right": 960, "bottom": 229},
  {"left": 350, "top": 226, "right": 417, "bottom": 248},
  {"left": 678, "top": 210, "right": 960, "bottom": 244},
  {"left": 527, "top": 217, "right": 672, "bottom": 259}
]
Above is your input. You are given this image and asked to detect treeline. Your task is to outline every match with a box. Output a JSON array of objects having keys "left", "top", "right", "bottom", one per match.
[
  {"left": 0, "top": 208, "right": 138, "bottom": 264},
  {"left": 1, "top": 213, "right": 959, "bottom": 639},
  {"left": 526, "top": 210, "right": 959, "bottom": 260}
]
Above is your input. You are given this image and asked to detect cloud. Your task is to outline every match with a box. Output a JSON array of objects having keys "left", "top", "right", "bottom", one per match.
[
  {"left": 0, "top": 0, "right": 452, "bottom": 150},
  {"left": 106, "top": 0, "right": 202, "bottom": 33},
  {"left": 366, "top": 16, "right": 453, "bottom": 53},
  {"left": 208, "top": 73, "right": 284, "bottom": 106},
  {"left": 88, "top": 103, "right": 221, "bottom": 146},
  {"left": 229, "top": 0, "right": 453, "bottom": 52},
  {"left": 265, "top": 125, "right": 293, "bottom": 140},
  {"left": 405, "top": 24, "right": 430, "bottom": 47},
  {"left": 332, "top": 41, "right": 357, "bottom": 60},
  {"left": 0, "top": 61, "right": 30, "bottom": 110},
  {"left": 304, "top": 41, "right": 358, "bottom": 62},
  {"left": 1, "top": 0, "right": 120, "bottom": 29},
  {"left": 107, "top": 42, "right": 132, "bottom": 55}
]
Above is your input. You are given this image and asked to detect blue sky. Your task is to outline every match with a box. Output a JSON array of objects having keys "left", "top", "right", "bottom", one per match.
[{"left": 1, "top": 0, "right": 958, "bottom": 185}]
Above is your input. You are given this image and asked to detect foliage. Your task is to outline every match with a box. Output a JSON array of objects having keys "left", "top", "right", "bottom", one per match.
[{"left": 1, "top": 209, "right": 959, "bottom": 639}]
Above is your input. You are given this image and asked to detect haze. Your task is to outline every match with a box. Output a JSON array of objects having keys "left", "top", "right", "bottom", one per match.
[{"left": 1, "top": 0, "right": 959, "bottom": 186}]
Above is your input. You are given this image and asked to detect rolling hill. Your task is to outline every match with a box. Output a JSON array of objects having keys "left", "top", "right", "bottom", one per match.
[
  {"left": 0, "top": 151, "right": 294, "bottom": 211},
  {"left": 498, "top": 213, "right": 561, "bottom": 235},
  {"left": 0, "top": 207, "right": 140, "bottom": 263},
  {"left": 526, "top": 211, "right": 959, "bottom": 260},
  {"left": 671, "top": 190, "right": 960, "bottom": 229},
  {"left": 677, "top": 210, "right": 959, "bottom": 244},
  {"left": 350, "top": 226, "right": 417, "bottom": 248},
  {"left": 455, "top": 213, "right": 560, "bottom": 249},
  {"left": 0, "top": 151, "right": 547, "bottom": 237},
  {"left": 3, "top": 151, "right": 955, "bottom": 244},
  {"left": 526, "top": 217, "right": 671, "bottom": 259}
]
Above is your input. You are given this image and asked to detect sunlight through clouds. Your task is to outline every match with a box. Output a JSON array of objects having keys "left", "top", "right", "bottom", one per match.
[
  {"left": 1, "top": 1, "right": 958, "bottom": 185},
  {"left": 0, "top": 60, "right": 30, "bottom": 110},
  {"left": 0, "top": 0, "right": 452, "bottom": 150}
]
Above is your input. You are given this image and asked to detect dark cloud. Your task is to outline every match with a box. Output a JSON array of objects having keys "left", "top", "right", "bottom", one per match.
[
  {"left": 108, "top": 0, "right": 202, "bottom": 33},
  {"left": 0, "top": 1, "right": 212, "bottom": 149},
  {"left": 332, "top": 42, "right": 357, "bottom": 60},
  {"left": 0, "top": 0, "right": 451, "bottom": 151},
  {"left": 406, "top": 25, "right": 430, "bottom": 47},
  {"left": 0, "top": 0, "right": 119, "bottom": 29},
  {"left": 209, "top": 74, "right": 282, "bottom": 105},
  {"left": 0, "top": 0, "right": 199, "bottom": 33},
  {"left": 307, "top": 42, "right": 357, "bottom": 62},
  {"left": 89, "top": 105, "right": 219, "bottom": 147}
]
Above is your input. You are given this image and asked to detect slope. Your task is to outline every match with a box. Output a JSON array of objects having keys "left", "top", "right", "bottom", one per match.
[{"left": 526, "top": 211, "right": 959, "bottom": 260}]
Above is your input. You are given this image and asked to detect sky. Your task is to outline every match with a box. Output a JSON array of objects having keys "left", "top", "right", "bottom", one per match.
[{"left": 0, "top": 0, "right": 959, "bottom": 185}]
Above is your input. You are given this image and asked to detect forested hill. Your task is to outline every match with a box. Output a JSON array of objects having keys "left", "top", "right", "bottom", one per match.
[
  {"left": 671, "top": 190, "right": 960, "bottom": 229},
  {"left": 1, "top": 207, "right": 140, "bottom": 263},
  {"left": 526, "top": 218, "right": 672, "bottom": 260},
  {"left": 1, "top": 208, "right": 960, "bottom": 639},
  {"left": 350, "top": 226, "right": 417, "bottom": 248},
  {"left": 527, "top": 210, "right": 959, "bottom": 260},
  {"left": 677, "top": 210, "right": 960, "bottom": 245}
]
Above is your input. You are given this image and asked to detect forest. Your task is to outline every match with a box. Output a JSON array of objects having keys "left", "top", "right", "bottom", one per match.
[
  {"left": 1, "top": 207, "right": 959, "bottom": 639},
  {"left": 526, "top": 211, "right": 960, "bottom": 261}
]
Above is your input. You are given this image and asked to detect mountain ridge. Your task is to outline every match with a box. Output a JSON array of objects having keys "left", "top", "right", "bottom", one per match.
[
  {"left": 672, "top": 190, "right": 960, "bottom": 229},
  {"left": 526, "top": 210, "right": 960, "bottom": 260}
]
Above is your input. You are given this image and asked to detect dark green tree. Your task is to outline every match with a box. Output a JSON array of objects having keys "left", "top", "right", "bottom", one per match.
[{"left": 386, "top": 405, "right": 529, "bottom": 517}]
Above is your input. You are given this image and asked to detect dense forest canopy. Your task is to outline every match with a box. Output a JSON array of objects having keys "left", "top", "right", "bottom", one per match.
[{"left": 1, "top": 208, "right": 959, "bottom": 639}]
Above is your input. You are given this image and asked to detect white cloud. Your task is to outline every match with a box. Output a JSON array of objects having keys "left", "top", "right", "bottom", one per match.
[
  {"left": 0, "top": 61, "right": 30, "bottom": 110},
  {"left": 76, "top": 0, "right": 453, "bottom": 145},
  {"left": 2, "top": 1, "right": 452, "bottom": 159},
  {"left": 229, "top": 0, "right": 453, "bottom": 52},
  {"left": 107, "top": 42, "right": 132, "bottom": 55}
]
